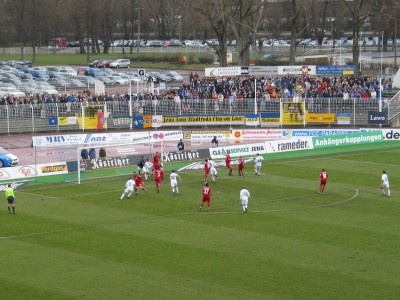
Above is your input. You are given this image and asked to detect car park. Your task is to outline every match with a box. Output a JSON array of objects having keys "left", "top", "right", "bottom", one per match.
[
  {"left": 56, "top": 68, "right": 77, "bottom": 76},
  {"left": 18, "top": 85, "right": 42, "bottom": 95},
  {"left": 107, "top": 75, "right": 129, "bottom": 85},
  {"left": 109, "top": 59, "right": 131, "bottom": 68},
  {"left": 97, "top": 60, "right": 114, "bottom": 68},
  {"left": 164, "top": 71, "right": 184, "bottom": 82},
  {"left": 97, "top": 76, "right": 115, "bottom": 85},
  {"left": 0, "top": 87, "right": 25, "bottom": 97},
  {"left": 0, "top": 147, "right": 19, "bottom": 167},
  {"left": 89, "top": 59, "right": 105, "bottom": 67},
  {"left": 146, "top": 40, "right": 164, "bottom": 47},
  {"left": 48, "top": 77, "right": 71, "bottom": 88},
  {"left": 68, "top": 78, "right": 87, "bottom": 88},
  {"left": 147, "top": 71, "right": 171, "bottom": 83}
]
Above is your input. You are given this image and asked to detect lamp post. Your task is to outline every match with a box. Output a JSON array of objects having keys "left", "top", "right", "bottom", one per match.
[
  {"left": 379, "top": 31, "right": 384, "bottom": 113},
  {"left": 128, "top": 74, "right": 133, "bottom": 130},
  {"left": 176, "top": 15, "right": 182, "bottom": 41},
  {"left": 135, "top": 8, "right": 144, "bottom": 55}
]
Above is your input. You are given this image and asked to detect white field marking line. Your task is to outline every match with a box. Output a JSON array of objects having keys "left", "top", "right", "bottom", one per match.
[
  {"left": 329, "top": 157, "right": 400, "bottom": 167},
  {"left": 0, "top": 189, "right": 359, "bottom": 240},
  {"left": 178, "top": 189, "right": 359, "bottom": 216},
  {"left": 17, "top": 191, "right": 60, "bottom": 200}
]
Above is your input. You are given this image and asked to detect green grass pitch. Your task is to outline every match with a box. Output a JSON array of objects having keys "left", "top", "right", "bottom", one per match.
[{"left": 1, "top": 144, "right": 400, "bottom": 300}]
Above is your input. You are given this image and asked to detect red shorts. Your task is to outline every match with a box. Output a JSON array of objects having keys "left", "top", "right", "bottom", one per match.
[{"left": 202, "top": 197, "right": 210, "bottom": 203}]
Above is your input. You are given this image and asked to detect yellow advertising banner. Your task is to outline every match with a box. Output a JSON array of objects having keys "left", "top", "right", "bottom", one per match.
[
  {"left": 281, "top": 102, "right": 305, "bottom": 125},
  {"left": 76, "top": 105, "right": 107, "bottom": 130},
  {"left": 162, "top": 115, "right": 245, "bottom": 123},
  {"left": 306, "top": 113, "right": 335, "bottom": 123}
]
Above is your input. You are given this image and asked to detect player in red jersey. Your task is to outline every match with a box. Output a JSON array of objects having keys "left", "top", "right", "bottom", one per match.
[
  {"left": 225, "top": 152, "right": 232, "bottom": 176},
  {"left": 238, "top": 156, "right": 245, "bottom": 176},
  {"left": 204, "top": 158, "right": 210, "bottom": 183},
  {"left": 319, "top": 168, "right": 328, "bottom": 194},
  {"left": 152, "top": 165, "right": 165, "bottom": 193},
  {"left": 133, "top": 171, "right": 148, "bottom": 194},
  {"left": 152, "top": 152, "right": 161, "bottom": 170},
  {"left": 199, "top": 182, "right": 212, "bottom": 211}
]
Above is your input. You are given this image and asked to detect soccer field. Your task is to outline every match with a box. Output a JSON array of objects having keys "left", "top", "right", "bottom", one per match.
[{"left": 1, "top": 143, "right": 400, "bottom": 300}]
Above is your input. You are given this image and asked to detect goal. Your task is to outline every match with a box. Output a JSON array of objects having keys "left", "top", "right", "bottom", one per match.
[{"left": 68, "top": 140, "right": 165, "bottom": 184}]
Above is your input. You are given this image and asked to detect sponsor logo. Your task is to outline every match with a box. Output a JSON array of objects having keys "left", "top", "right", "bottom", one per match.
[
  {"left": 46, "top": 136, "right": 66, "bottom": 143},
  {"left": 17, "top": 166, "right": 37, "bottom": 177},
  {"left": 0, "top": 169, "right": 12, "bottom": 180},
  {"left": 90, "top": 157, "right": 133, "bottom": 170},
  {"left": 211, "top": 145, "right": 265, "bottom": 156},
  {"left": 162, "top": 150, "right": 203, "bottom": 162},
  {"left": 277, "top": 139, "right": 309, "bottom": 151},
  {"left": 41, "top": 165, "right": 67, "bottom": 173},
  {"left": 384, "top": 130, "right": 400, "bottom": 140}
]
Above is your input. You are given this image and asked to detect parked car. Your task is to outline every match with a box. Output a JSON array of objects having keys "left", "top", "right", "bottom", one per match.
[
  {"left": 89, "top": 59, "right": 105, "bottom": 68},
  {"left": 164, "top": 71, "right": 184, "bottom": 82},
  {"left": 109, "top": 59, "right": 131, "bottom": 68},
  {"left": 107, "top": 75, "right": 129, "bottom": 85},
  {"left": 0, "top": 87, "right": 25, "bottom": 97},
  {"left": 147, "top": 71, "right": 171, "bottom": 83},
  {"left": 0, "top": 147, "right": 19, "bottom": 167},
  {"left": 97, "top": 60, "right": 114, "bottom": 68},
  {"left": 67, "top": 78, "right": 86, "bottom": 88}
]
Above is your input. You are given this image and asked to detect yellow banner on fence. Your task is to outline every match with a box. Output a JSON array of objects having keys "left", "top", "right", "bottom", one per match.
[
  {"left": 281, "top": 102, "right": 305, "bottom": 125},
  {"left": 306, "top": 113, "right": 335, "bottom": 123},
  {"left": 162, "top": 115, "right": 245, "bottom": 123}
]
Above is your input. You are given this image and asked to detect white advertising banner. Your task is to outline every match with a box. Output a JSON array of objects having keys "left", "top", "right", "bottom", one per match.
[
  {"left": 32, "top": 131, "right": 183, "bottom": 147},
  {"left": 210, "top": 143, "right": 267, "bottom": 159},
  {"left": 232, "top": 129, "right": 286, "bottom": 140},
  {"left": 265, "top": 137, "right": 314, "bottom": 154},
  {"left": 0, "top": 162, "right": 68, "bottom": 181},
  {"left": 205, "top": 67, "right": 242, "bottom": 77},
  {"left": 278, "top": 65, "right": 316, "bottom": 75}
]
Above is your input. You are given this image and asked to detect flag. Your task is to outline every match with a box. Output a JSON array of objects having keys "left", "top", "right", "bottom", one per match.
[{"left": 48, "top": 117, "right": 58, "bottom": 125}]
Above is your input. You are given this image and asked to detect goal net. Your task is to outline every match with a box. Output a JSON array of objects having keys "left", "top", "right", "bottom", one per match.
[{"left": 66, "top": 140, "right": 165, "bottom": 184}]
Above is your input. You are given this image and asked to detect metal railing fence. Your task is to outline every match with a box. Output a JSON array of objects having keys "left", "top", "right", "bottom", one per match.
[{"left": 0, "top": 97, "right": 393, "bottom": 134}]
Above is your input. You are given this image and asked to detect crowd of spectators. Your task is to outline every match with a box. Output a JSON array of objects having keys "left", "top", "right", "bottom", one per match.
[{"left": 0, "top": 74, "right": 391, "bottom": 115}]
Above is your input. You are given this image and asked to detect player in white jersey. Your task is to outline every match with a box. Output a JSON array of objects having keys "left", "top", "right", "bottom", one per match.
[
  {"left": 120, "top": 177, "right": 135, "bottom": 200},
  {"left": 381, "top": 170, "right": 391, "bottom": 197},
  {"left": 208, "top": 158, "right": 218, "bottom": 183},
  {"left": 143, "top": 158, "right": 153, "bottom": 181},
  {"left": 254, "top": 153, "right": 264, "bottom": 176},
  {"left": 239, "top": 187, "right": 251, "bottom": 213},
  {"left": 169, "top": 170, "right": 182, "bottom": 194}
]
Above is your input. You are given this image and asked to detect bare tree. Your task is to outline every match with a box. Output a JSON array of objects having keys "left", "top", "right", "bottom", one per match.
[
  {"left": 342, "top": 0, "right": 370, "bottom": 74},
  {"left": 229, "top": 0, "right": 264, "bottom": 66},
  {"left": 183, "top": 0, "right": 231, "bottom": 67}
]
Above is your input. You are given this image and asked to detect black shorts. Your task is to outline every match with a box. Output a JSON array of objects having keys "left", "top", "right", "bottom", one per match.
[{"left": 7, "top": 196, "right": 15, "bottom": 204}]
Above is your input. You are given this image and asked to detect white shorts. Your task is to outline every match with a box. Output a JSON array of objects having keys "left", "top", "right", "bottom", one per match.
[
  {"left": 210, "top": 168, "right": 217, "bottom": 176},
  {"left": 170, "top": 180, "right": 178, "bottom": 187},
  {"left": 382, "top": 182, "right": 390, "bottom": 188},
  {"left": 143, "top": 167, "right": 150, "bottom": 173},
  {"left": 240, "top": 197, "right": 249, "bottom": 206},
  {"left": 124, "top": 188, "right": 134, "bottom": 194}
]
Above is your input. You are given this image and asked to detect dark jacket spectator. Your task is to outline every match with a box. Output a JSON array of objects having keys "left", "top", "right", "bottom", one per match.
[
  {"left": 89, "top": 148, "right": 96, "bottom": 159},
  {"left": 177, "top": 139, "right": 185, "bottom": 151},
  {"left": 81, "top": 149, "right": 88, "bottom": 160},
  {"left": 99, "top": 148, "right": 106, "bottom": 158}
]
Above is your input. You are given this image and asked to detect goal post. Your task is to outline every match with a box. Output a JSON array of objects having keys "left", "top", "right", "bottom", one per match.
[{"left": 70, "top": 140, "right": 165, "bottom": 184}]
